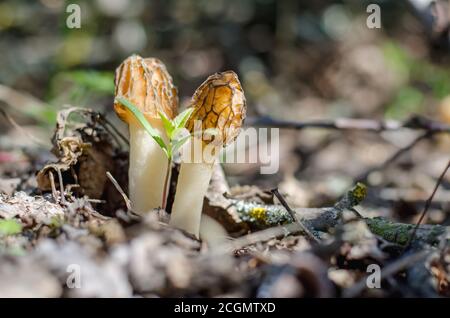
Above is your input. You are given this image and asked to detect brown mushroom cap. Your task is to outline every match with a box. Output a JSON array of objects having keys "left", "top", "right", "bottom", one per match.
[
  {"left": 186, "top": 71, "right": 246, "bottom": 145},
  {"left": 114, "top": 55, "right": 178, "bottom": 123}
]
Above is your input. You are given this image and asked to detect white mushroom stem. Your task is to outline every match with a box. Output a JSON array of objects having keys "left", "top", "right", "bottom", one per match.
[
  {"left": 128, "top": 119, "right": 170, "bottom": 214},
  {"left": 200, "top": 214, "right": 229, "bottom": 246},
  {"left": 170, "top": 161, "right": 215, "bottom": 238}
]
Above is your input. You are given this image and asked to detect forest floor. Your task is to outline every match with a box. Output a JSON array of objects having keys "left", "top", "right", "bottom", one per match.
[{"left": 0, "top": 102, "right": 449, "bottom": 298}]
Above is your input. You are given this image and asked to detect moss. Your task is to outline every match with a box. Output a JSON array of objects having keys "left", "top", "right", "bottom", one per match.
[
  {"left": 365, "top": 217, "right": 446, "bottom": 246},
  {"left": 426, "top": 224, "right": 446, "bottom": 244}
]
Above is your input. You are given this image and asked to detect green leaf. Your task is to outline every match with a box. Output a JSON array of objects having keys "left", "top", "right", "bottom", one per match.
[
  {"left": 171, "top": 128, "right": 191, "bottom": 152},
  {"left": 0, "top": 219, "right": 22, "bottom": 236},
  {"left": 115, "top": 97, "right": 168, "bottom": 156},
  {"left": 159, "top": 111, "right": 175, "bottom": 139},
  {"left": 173, "top": 107, "right": 195, "bottom": 129}
]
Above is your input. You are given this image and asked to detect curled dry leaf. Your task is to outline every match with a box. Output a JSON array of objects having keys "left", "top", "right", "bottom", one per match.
[
  {"left": 36, "top": 136, "right": 89, "bottom": 191},
  {"left": 36, "top": 108, "right": 120, "bottom": 204}
]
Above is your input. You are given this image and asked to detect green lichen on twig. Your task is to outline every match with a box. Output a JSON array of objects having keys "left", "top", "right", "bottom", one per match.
[
  {"left": 365, "top": 217, "right": 447, "bottom": 246},
  {"left": 233, "top": 200, "right": 293, "bottom": 228},
  {"left": 333, "top": 182, "right": 367, "bottom": 212},
  {"left": 232, "top": 182, "right": 449, "bottom": 246},
  {"left": 234, "top": 183, "right": 367, "bottom": 229}
]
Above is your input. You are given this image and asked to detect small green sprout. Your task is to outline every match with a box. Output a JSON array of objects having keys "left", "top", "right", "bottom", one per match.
[
  {"left": 0, "top": 219, "right": 23, "bottom": 236},
  {"left": 115, "top": 96, "right": 194, "bottom": 160},
  {"left": 115, "top": 97, "right": 195, "bottom": 210}
]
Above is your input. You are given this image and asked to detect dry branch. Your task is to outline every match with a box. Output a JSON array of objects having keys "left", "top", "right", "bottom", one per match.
[
  {"left": 216, "top": 183, "right": 448, "bottom": 247},
  {"left": 247, "top": 115, "right": 450, "bottom": 134}
]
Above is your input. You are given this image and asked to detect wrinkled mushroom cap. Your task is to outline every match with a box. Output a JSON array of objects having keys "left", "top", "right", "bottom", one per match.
[
  {"left": 186, "top": 71, "right": 246, "bottom": 145},
  {"left": 114, "top": 55, "right": 178, "bottom": 123}
]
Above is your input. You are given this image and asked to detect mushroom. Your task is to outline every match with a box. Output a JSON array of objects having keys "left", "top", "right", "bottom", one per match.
[
  {"left": 114, "top": 55, "right": 178, "bottom": 214},
  {"left": 169, "top": 71, "right": 246, "bottom": 238}
]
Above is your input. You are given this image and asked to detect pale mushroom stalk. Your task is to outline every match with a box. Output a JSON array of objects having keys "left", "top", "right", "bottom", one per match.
[
  {"left": 114, "top": 55, "right": 178, "bottom": 214},
  {"left": 128, "top": 120, "right": 170, "bottom": 213},
  {"left": 170, "top": 160, "right": 216, "bottom": 237},
  {"left": 170, "top": 71, "right": 246, "bottom": 238}
]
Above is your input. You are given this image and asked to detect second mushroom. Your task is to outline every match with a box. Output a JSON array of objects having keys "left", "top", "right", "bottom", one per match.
[{"left": 170, "top": 71, "right": 246, "bottom": 238}]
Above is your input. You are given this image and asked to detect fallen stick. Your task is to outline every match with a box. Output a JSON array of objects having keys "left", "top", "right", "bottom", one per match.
[
  {"left": 246, "top": 115, "right": 450, "bottom": 134},
  {"left": 213, "top": 183, "right": 448, "bottom": 247}
]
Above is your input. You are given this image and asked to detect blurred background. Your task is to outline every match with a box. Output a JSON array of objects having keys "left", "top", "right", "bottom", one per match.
[
  {"left": 1, "top": 0, "right": 450, "bottom": 216},
  {"left": 1, "top": 0, "right": 448, "bottom": 120}
]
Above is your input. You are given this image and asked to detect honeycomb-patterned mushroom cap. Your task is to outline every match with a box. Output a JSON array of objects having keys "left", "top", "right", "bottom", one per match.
[
  {"left": 114, "top": 55, "right": 178, "bottom": 122},
  {"left": 186, "top": 71, "right": 246, "bottom": 145}
]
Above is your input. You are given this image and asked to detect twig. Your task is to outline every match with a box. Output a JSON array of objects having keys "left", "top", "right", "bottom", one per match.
[
  {"left": 356, "top": 132, "right": 431, "bottom": 182},
  {"left": 250, "top": 116, "right": 440, "bottom": 185},
  {"left": 343, "top": 249, "right": 432, "bottom": 298},
  {"left": 86, "top": 199, "right": 106, "bottom": 204},
  {"left": 161, "top": 159, "right": 172, "bottom": 210},
  {"left": 247, "top": 115, "right": 450, "bottom": 134},
  {"left": 404, "top": 158, "right": 450, "bottom": 250},
  {"left": 0, "top": 84, "right": 47, "bottom": 123},
  {"left": 227, "top": 183, "right": 447, "bottom": 246},
  {"left": 271, "top": 188, "right": 320, "bottom": 242},
  {"left": 94, "top": 117, "right": 123, "bottom": 150},
  {"left": 211, "top": 223, "right": 300, "bottom": 255},
  {"left": 0, "top": 108, "right": 48, "bottom": 147},
  {"left": 56, "top": 168, "right": 66, "bottom": 204},
  {"left": 48, "top": 171, "right": 58, "bottom": 203},
  {"left": 96, "top": 113, "right": 129, "bottom": 147},
  {"left": 106, "top": 171, "right": 132, "bottom": 212},
  {"left": 211, "top": 208, "right": 448, "bottom": 257}
]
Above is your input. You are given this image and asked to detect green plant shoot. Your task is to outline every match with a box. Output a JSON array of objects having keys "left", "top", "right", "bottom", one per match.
[{"left": 115, "top": 97, "right": 194, "bottom": 159}]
